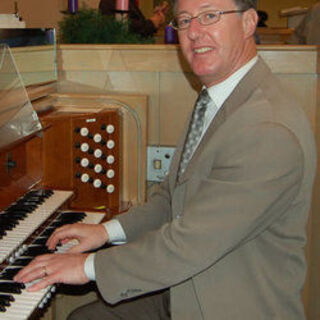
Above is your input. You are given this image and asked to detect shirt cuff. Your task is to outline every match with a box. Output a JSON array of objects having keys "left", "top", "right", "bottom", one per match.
[
  {"left": 84, "top": 219, "right": 127, "bottom": 281},
  {"left": 103, "top": 219, "right": 127, "bottom": 245},
  {"left": 84, "top": 253, "right": 96, "bottom": 281}
]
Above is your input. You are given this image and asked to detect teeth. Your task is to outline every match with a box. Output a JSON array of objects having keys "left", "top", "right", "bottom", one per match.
[{"left": 194, "top": 47, "right": 212, "bottom": 54}]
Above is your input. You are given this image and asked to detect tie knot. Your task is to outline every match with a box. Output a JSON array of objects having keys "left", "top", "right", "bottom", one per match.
[
  {"left": 196, "top": 89, "right": 211, "bottom": 108},
  {"left": 195, "top": 89, "right": 211, "bottom": 113}
]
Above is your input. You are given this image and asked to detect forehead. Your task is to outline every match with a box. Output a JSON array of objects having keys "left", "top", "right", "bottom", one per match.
[{"left": 176, "top": 0, "right": 236, "bottom": 13}]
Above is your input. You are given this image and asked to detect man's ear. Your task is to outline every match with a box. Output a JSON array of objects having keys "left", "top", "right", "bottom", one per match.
[{"left": 242, "top": 8, "right": 258, "bottom": 38}]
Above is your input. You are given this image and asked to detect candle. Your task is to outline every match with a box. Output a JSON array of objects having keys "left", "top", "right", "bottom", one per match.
[
  {"left": 116, "top": 0, "right": 129, "bottom": 11},
  {"left": 115, "top": 0, "right": 129, "bottom": 21},
  {"left": 68, "top": 0, "right": 78, "bottom": 14},
  {"left": 165, "top": 25, "right": 178, "bottom": 44}
]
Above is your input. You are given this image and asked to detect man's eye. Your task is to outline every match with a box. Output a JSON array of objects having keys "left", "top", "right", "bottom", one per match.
[
  {"left": 205, "top": 12, "right": 217, "bottom": 20},
  {"left": 178, "top": 17, "right": 191, "bottom": 27}
]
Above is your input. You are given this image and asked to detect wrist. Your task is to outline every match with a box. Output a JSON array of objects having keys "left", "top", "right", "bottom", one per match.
[{"left": 98, "top": 223, "right": 109, "bottom": 244}]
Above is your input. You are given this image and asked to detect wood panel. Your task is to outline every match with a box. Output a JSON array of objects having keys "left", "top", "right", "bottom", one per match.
[
  {"left": 0, "top": 135, "right": 43, "bottom": 209},
  {"left": 41, "top": 109, "right": 121, "bottom": 212},
  {"left": 51, "top": 93, "right": 148, "bottom": 206}
]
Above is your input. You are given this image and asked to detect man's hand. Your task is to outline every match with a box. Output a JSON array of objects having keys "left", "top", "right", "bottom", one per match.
[
  {"left": 14, "top": 253, "right": 90, "bottom": 292},
  {"left": 46, "top": 223, "right": 109, "bottom": 253}
]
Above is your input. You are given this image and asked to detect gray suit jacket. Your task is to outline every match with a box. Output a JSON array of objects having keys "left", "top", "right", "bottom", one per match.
[{"left": 95, "top": 57, "right": 316, "bottom": 319}]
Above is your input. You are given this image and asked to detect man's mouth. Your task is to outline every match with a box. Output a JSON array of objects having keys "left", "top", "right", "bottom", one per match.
[{"left": 193, "top": 47, "right": 213, "bottom": 54}]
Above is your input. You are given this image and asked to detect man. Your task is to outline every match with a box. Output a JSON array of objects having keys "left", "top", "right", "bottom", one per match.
[
  {"left": 288, "top": 2, "right": 320, "bottom": 45},
  {"left": 15, "top": 0, "right": 316, "bottom": 319}
]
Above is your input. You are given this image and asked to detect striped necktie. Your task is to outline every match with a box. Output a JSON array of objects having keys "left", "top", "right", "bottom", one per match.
[{"left": 178, "top": 88, "right": 212, "bottom": 178}]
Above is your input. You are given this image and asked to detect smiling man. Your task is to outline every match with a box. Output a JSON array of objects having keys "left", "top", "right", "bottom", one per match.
[{"left": 14, "top": 0, "right": 316, "bottom": 319}]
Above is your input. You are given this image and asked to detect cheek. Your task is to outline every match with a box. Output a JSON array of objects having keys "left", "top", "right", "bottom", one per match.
[{"left": 179, "top": 40, "right": 194, "bottom": 64}]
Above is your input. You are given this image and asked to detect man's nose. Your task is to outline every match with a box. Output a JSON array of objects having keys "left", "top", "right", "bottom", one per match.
[{"left": 187, "top": 18, "right": 202, "bottom": 39}]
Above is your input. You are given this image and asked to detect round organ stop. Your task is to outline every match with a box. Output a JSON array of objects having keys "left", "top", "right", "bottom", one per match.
[
  {"left": 80, "top": 158, "right": 89, "bottom": 168},
  {"left": 80, "top": 127, "right": 89, "bottom": 137},
  {"left": 106, "top": 169, "right": 115, "bottom": 179},
  {"left": 93, "top": 179, "right": 102, "bottom": 188},
  {"left": 94, "top": 164, "right": 103, "bottom": 173},
  {"left": 93, "top": 133, "right": 102, "bottom": 143},
  {"left": 80, "top": 143, "right": 89, "bottom": 153},
  {"left": 94, "top": 148, "right": 103, "bottom": 158},
  {"left": 106, "top": 140, "right": 115, "bottom": 149},
  {"left": 81, "top": 173, "right": 90, "bottom": 183},
  {"left": 106, "top": 155, "right": 115, "bottom": 164},
  {"left": 106, "top": 184, "right": 115, "bottom": 194},
  {"left": 106, "top": 124, "right": 115, "bottom": 134}
]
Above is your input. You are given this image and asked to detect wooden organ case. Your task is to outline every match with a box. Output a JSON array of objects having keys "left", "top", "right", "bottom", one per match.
[
  {"left": 0, "top": 45, "right": 107, "bottom": 319},
  {"left": 41, "top": 109, "right": 122, "bottom": 212}
]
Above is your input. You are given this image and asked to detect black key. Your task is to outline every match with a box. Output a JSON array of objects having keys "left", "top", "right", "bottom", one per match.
[
  {"left": 0, "top": 296, "right": 11, "bottom": 306},
  {"left": 0, "top": 282, "right": 25, "bottom": 294},
  {"left": 41, "top": 228, "right": 55, "bottom": 238},
  {"left": 24, "top": 246, "right": 54, "bottom": 256},
  {"left": 0, "top": 294, "right": 14, "bottom": 302},
  {"left": 32, "top": 237, "right": 48, "bottom": 246},
  {"left": 10, "top": 257, "right": 33, "bottom": 267},
  {"left": 0, "top": 267, "right": 23, "bottom": 280}
]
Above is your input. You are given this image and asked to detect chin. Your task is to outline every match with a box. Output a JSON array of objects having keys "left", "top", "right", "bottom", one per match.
[
  {"left": 191, "top": 57, "right": 219, "bottom": 75},
  {"left": 193, "top": 66, "right": 219, "bottom": 83}
]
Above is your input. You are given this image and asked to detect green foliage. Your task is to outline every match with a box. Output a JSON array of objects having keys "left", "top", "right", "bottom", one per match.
[{"left": 59, "top": 8, "right": 155, "bottom": 44}]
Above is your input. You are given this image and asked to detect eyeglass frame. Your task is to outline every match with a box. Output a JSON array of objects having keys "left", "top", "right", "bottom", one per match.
[{"left": 170, "top": 9, "right": 247, "bottom": 30}]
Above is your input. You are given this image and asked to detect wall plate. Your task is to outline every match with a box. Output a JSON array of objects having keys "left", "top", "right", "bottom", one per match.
[{"left": 147, "top": 146, "right": 176, "bottom": 182}]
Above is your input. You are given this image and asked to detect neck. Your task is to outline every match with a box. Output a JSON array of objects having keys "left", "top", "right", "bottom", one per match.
[{"left": 202, "top": 40, "right": 257, "bottom": 88}]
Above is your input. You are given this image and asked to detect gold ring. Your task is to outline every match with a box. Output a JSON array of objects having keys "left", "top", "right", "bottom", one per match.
[{"left": 42, "top": 266, "right": 47, "bottom": 277}]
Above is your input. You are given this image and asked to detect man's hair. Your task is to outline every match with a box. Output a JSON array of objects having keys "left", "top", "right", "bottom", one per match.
[
  {"left": 232, "top": 0, "right": 257, "bottom": 10},
  {"left": 173, "top": 0, "right": 257, "bottom": 13}
]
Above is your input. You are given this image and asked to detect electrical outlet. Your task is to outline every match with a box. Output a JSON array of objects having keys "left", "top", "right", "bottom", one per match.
[{"left": 147, "top": 146, "right": 176, "bottom": 182}]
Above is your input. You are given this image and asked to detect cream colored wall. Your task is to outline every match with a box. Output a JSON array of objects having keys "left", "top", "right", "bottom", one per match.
[{"left": 56, "top": 44, "right": 319, "bottom": 145}]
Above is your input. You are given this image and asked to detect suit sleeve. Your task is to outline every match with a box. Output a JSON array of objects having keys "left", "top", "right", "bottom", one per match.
[
  {"left": 116, "top": 176, "right": 172, "bottom": 242},
  {"left": 95, "top": 122, "right": 304, "bottom": 304}
]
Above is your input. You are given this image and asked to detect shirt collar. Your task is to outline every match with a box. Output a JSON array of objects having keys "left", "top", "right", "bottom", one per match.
[{"left": 206, "top": 56, "right": 258, "bottom": 110}]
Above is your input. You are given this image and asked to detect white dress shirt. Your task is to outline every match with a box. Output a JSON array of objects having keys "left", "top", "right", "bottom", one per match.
[{"left": 84, "top": 55, "right": 258, "bottom": 280}]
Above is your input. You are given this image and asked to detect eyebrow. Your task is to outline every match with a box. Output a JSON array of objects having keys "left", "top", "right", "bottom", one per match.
[{"left": 177, "top": 4, "right": 219, "bottom": 15}]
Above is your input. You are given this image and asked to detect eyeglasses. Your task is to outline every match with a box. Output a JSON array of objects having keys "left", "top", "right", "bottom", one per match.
[{"left": 170, "top": 9, "right": 246, "bottom": 30}]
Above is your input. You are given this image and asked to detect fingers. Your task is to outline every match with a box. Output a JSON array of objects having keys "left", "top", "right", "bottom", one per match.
[
  {"left": 46, "top": 224, "right": 77, "bottom": 250},
  {"left": 26, "top": 275, "right": 56, "bottom": 292},
  {"left": 47, "top": 223, "right": 108, "bottom": 253},
  {"left": 14, "top": 253, "right": 90, "bottom": 292},
  {"left": 67, "top": 242, "right": 88, "bottom": 254},
  {"left": 14, "top": 254, "right": 52, "bottom": 283}
]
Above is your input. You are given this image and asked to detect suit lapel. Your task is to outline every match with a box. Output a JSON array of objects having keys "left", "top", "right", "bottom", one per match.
[{"left": 175, "top": 57, "right": 271, "bottom": 185}]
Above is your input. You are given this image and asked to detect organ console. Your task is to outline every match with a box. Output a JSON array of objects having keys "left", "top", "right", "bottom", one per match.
[{"left": 0, "top": 45, "right": 110, "bottom": 318}]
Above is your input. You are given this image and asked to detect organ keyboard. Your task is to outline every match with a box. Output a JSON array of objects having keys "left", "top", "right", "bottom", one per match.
[
  {"left": 0, "top": 190, "right": 73, "bottom": 265},
  {"left": 0, "top": 189, "right": 105, "bottom": 319}
]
